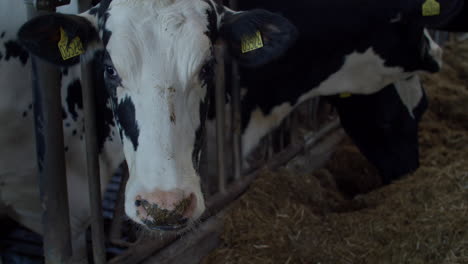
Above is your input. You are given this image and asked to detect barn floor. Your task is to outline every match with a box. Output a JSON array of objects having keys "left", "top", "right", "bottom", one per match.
[{"left": 202, "top": 41, "right": 468, "bottom": 264}]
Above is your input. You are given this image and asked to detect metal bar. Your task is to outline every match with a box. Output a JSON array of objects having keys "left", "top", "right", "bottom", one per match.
[
  {"left": 214, "top": 45, "right": 226, "bottom": 193},
  {"left": 311, "top": 98, "right": 320, "bottom": 130},
  {"left": 81, "top": 59, "right": 107, "bottom": 264},
  {"left": 207, "top": 118, "right": 342, "bottom": 213},
  {"left": 230, "top": 60, "right": 242, "bottom": 179},
  {"left": 226, "top": 0, "right": 242, "bottom": 181},
  {"left": 109, "top": 234, "right": 177, "bottom": 264},
  {"left": 25, "top": 2, "right": 73, "bottom": 264},
  {"left": 109, "top": 163, "right": 137, "bottom": 248},
  {"left": 140, "top": 217, "right": 223, "bottom": 264}
]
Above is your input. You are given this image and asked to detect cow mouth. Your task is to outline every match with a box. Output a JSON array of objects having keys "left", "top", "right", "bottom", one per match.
[
  {"left": 142, "top": 219, "right": 189, "bottom": 231},
  {"left": 137, "top": 198, "right": 192, "bottom": 231}
]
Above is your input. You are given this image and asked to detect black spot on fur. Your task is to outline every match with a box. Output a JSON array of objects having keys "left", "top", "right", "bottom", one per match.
[
  {"left": 118, "top": 128, "right": 123, "bottom": 141},
  {"left": 72, "top": 129, "right": 77, "bottom": 136},
  {"left": 65, "top": 122, "right": 71, "bottom": 127},
  {"left": 90, "top": 51, "right": 117, "bottom": 152},
  {"left": 64, "top": 146, "right": 69, "bottom": 152},
  {"left": 89, "top": 0, "right": 112, "bottom": 17},
  {"left": 204, "top": 1, "right": 219, "bottom": 43},
  {"left": 28, "top": 104, "right": 33, "bottom": 110},
  {"left": 193, "top": 55, "right": 215, "bottom": 170},
  {"left": 89, "top": 7, "right": 99, "bottom": 15},
  {"left": 4, "top": 40, "right": 29, "bottom": 65},
  {"left": 0, "top": 31, "right": 5, "bottom": 38},
  {"left": 62, "top": 107, "right": 68, "bottom": 119},
  {"left": 66, "top": 80, "right": 83, "bottom": 121},
  {"left": 62, "top": 68, "right": 69, "bottom": 76},
  {"left": 22, "top": 111, "right": 27, "bottom": 118},
  {"left": 0, "top": 52, "right": 3, "bottom": 61},
  {"left": 116, "top": 97, "right": 139, "bottom": 151},
  {"left": 89, "top": 0, "right": 113, "bottom": 46}
]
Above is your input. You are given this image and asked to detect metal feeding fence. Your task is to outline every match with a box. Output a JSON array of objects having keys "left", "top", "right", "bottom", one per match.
[{"left": 2, "top": 0, "right": 401, "bottom": 263}]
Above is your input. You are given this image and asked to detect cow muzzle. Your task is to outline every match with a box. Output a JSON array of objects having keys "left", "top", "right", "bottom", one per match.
[{"left": 134, "top": 190, "right": 197, "bottom": 231}]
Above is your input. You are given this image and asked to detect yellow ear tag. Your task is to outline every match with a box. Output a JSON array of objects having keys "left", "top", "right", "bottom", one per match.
[
  {"left": 339, "top": 92, "right": 352, "bottom": 98},
  {"left": 241, "top": 31, "right": 264, "bottom": 54},
  {"left": 58, "top": 27, "right": 85, "bottom": 60},
  {"left": 422, "top": 0, "right": 440, "bottom": 16}
]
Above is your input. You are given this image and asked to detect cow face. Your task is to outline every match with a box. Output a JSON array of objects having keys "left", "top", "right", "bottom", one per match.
[
  {"left": 371, "top": 21, "right": 442, "bottom": 75},
  {"left": 18, "top": 0, "right": 297, "bottom": 231}
]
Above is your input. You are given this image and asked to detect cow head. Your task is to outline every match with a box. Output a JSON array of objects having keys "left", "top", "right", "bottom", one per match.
[
  {"left": 18, "top": 0, "right": 297, "bottom": 231},
  {"left": 375, "top": 0, "right": 465, "bottom": 75}
]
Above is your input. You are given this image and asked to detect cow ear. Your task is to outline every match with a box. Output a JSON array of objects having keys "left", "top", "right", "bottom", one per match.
[
  {"left": 402, "top": 0, "right": 464, "bottom": 28},
  {"left": 219, "top": 9, "right": 298, "bottom": 68},
  {"left": 18, "top": 13, "right": 99, "bottom": 66}
]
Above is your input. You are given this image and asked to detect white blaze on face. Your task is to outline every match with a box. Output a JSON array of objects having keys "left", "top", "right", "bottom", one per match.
[
  {"left": 104, "top": 0, "right": 214, "bottom": 222},
  {"left": 424, "top": 29, "right": 443, "bottom": 69}
]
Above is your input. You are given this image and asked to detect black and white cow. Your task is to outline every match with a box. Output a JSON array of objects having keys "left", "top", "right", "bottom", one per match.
[
  {"left": 8, "top": 0, "right": 297, "bottom": 237},
  {"left": 232, "top": 0, "right": 463, "bottom": 182},
  {"left": 2, "top": 0, "right": 463, "bottom": 242}
]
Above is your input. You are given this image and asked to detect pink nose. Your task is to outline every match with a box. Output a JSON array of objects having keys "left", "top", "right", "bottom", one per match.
[{"left": 134, "top": 189, "right": 196, "bottom": 231}]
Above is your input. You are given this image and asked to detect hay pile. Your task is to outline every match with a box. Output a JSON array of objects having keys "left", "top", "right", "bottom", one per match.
[{"left": 203, "top": 41, "right": 468, "bottom": 264}]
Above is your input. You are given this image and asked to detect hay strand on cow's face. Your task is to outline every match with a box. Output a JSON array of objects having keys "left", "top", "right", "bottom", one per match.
[{"left": 203, "top": 40, "right": 468, "bottom": 264}]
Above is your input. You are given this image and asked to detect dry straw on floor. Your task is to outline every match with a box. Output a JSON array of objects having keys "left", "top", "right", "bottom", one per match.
[{"left": 203, "top": 41, "right": 468, "bottom": 264}]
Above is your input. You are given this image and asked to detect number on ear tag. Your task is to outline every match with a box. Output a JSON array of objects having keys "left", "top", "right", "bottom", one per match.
[
  {"left": 58, "top": 27, "right": 85, "bottom": 60},
  {"left": 422, "top": 0, "right": 440, "bottom": 16},
  {"left": 241, "top": 31, "right": 264, "bottom": 54}
]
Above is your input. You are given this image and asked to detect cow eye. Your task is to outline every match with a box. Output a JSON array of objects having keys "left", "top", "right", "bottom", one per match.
[{"left": 104, "top": 65, "right": 118, "bottom": 79}]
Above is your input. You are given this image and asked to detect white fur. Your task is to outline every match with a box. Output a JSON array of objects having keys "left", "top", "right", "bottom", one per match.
[
  {"left": 394, "top": 76, "right": 423, "bottom": 119},
  {"left": 242, "top": 103, "right": 293, "bottom": 158},
  {"left": 103, "top": 0, "right": 214, "bottom": 223},
  {"left": 299, "top": 48, "right": 411, "bottom": 100},
  {"left": 424, "top": 29, "right": 443, "bottom": 69}
]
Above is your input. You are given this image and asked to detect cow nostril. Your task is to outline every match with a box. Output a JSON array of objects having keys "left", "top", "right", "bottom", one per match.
[{"left": 135, "top": 199, "right": 142, "bottom": 207}]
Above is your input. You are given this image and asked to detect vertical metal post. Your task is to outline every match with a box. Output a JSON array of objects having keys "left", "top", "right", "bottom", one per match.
[
  {"left": 81, "top": 60, "right": 107, "bottom": 264},
  {"left": 230, "top": 60, "right": 242, "bottom": 180},
  {"left": 79, "top": 0, "right": 105, "bottom": 260},
  {"left": 311, "top": 98, "right": 320, "bottom": 130},
  {"left": 228, "top": 0, "right": 242, "bottom": 179},
  {"left": 215, "top": 45, "right": 226, "bottom": 193},
  {"left": 25, "top": 1, "right": 72, "bottom": 263}
]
